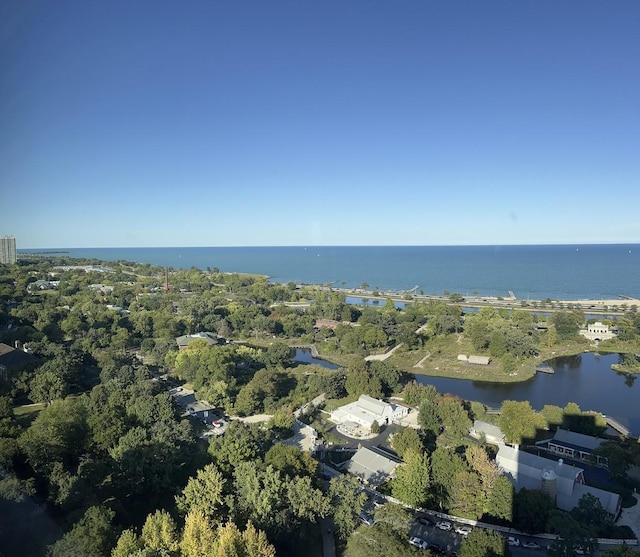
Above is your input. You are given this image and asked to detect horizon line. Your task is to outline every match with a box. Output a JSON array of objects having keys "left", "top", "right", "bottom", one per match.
[{"left": 17, "top": 241, "right": 640, "bottom": 251}]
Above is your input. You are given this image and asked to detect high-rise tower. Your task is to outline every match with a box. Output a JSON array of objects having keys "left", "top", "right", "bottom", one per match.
[{"left": 0, "top": 236, "right": 17, "bottom": 265}]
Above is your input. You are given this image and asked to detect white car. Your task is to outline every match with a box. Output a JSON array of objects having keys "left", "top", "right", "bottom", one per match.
[
  {"left": 507, "top": 536, "right": 520, "bottom": 547},
  {"left": 408, "top": 536, "right": 429, "bottom": 550},
  {"left": 436, "top": 521, "right": 452, "bottom": 531},
  {"left": 455, "top": 525, "right": 473, "bottom": 536}
]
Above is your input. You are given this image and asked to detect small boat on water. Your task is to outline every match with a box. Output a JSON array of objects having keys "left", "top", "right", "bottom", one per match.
[{"left": 535, "top": 365, "right": 555, "bottom": 374}]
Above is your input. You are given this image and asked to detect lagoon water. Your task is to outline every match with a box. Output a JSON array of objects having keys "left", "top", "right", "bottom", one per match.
[
  {"left": 293, "top": 349, "right": 340, "bottom": 370},
  {"left": 415, "top": 352, "right": 640, "bottom": 436},
  {"left": 25, "top": 244, "right": 640, "bottom": 300}
]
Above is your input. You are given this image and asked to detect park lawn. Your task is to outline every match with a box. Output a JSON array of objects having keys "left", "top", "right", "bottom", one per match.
[
  {"left": 391, "top": 336, "right": 600, "bottom": 384},
  {"left": 13, "top": 402, "right": 46, "bottom": 427}
]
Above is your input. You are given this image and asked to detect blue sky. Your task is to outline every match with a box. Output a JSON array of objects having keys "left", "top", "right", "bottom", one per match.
[{"left": 1, "top": 1, "right": 639, "bottom": 248}]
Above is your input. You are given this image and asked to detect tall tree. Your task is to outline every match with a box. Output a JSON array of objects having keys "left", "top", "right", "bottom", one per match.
[
  {"left": 390, "top": 427, "right": 424, "bottom": 459},
  {"left": 391, "top": 450, "right": 431, "bottom": 508},
  {"left": 175, "top": 464, "right": 226, "bottom": 521},
  {"left": 48, "top": 506, "right": 117, "bottom": 557},
  {"left": 498, "top": 400, "right": 546, "bottom": 444},
  {"left": 180, "top": 510, "right": 217, "bottom": 557},
  {"left": 329, "top": 474, "right": 367, "bottom": 541},
  {"left": 458, "top": 528, "right": 506, "bottom": 557},
  {"left": 140, "top": 510, "right": 179, "bottom": 553}
]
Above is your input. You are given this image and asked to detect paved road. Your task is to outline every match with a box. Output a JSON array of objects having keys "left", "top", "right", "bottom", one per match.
[{"left": 320, "top": 517, "right": 336, "bottom": 557}]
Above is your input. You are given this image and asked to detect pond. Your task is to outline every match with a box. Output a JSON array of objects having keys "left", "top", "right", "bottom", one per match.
[
  {"left": 293, "top": 348, "right": 341, "bottom": 370},
  {"left": 414, "top": 352, "right": 640, "bottom": 436}
]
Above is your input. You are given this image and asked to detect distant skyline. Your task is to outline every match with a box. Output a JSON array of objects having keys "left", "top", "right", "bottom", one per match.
[{"left": 1, "top": 1, "right": 639, "bottom": 249}]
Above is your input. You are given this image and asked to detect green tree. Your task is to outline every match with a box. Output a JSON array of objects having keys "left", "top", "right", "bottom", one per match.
[
  {"left": 29, "top": 371, "right": 67, "bottom": 405},
  {"left": 180, "top": 510, "right": 216, "bottom": 557},
  {"left": 391, "top": 450, "right": 431, "bottom": 508},
  {"left": 48, "top": 506, "right": 117, "bottom": 557},
  {"left": 208, "top": 421, "right": 270, "bottom": 475},
  {"left": 449, "top": 469, "right": 483, "bottom": 519},
  {"left": 233, "top": 462, "right": 328, "bottom": 543},
  {"left": 175, "top": 464, "right": 226, "bottom": 520},
  {"left": 458, "top": 528, "right": 506, "bottom": 557},
  {"left": 261, "top": 341, "right": 292, "bottom": 368},
  {"left": 345, "top": 522, "right": 422, "bottom": 557},
  {"left": 550, "top": 310, "right": 584, "bottom": 340},
  {"left": 436, "top": 395, "right": 471, "bottom": 441},
  {"left": 264, "top": 443, "right": 318, "bottom": 478},
  {"left": 390, "top": 427, "right": 423, "bottom": 459},
  {"left": 372, "top": 502, "right": 412, "bottom": 537},
  {"left": 498, "top": 400, "right": 546, "bottom": 444},
  {"left": 592, "top": 441, "right": 634, "bottom": 479},
  {"left": 430, "top": 447, "right": 466, "bottom": 512},
  {"left": 18, "top": 397, "right": 88, "bottom": 476},
  {"left": 111, "top": 529, "right": 141, "bottom": 557},
  {"left": 570, "top": 493, "right": 609, "bottom": 533},
  {"left": 214, "top": 521, "right": 276, "bottom": 557},
  {"left": 329, "top": 474, "right": 367, "bottom": 541},
  {"left": 541, "top": 405, "right": 564, "bottom": 428},
  {"left": 513, "top": 488, "right": 555, "bottom": 534},
  {"left": 141, "top": 510, "right": 180, "bottom": 552},
  {"left": 485, "top": 475, "right": 514, "bottom": 523},
  {"left": 547, "top": 510, "right": 598, "bottom": 557}
]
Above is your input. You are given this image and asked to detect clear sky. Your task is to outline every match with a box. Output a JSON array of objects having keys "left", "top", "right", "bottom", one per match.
[{"left": 1, "top": 1, "right": 639, "bottom": 248}]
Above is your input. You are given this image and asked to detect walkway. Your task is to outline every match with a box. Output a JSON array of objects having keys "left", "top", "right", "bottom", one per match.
[
  {"left": 365, "top": 343, "right": 404, "bottom": 362},
  {"left": 617, "top": 493, "right": 640, "bottom": 540},
  {"left": 320, "top": 517, "right": 336, "bottom": 557}
]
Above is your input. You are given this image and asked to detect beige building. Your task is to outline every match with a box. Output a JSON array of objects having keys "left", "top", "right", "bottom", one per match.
[{"left": 0, "top": 236, "right": 17, "bottom": 265}]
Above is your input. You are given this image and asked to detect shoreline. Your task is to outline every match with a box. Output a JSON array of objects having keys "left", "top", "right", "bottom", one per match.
[{"left": 315, "top": 286, "right": 640, "bottom": 314}]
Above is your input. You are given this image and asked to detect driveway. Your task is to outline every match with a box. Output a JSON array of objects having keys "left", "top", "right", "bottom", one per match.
[{"left": 617, "top": 493, "right": 640, "bottom": 540}]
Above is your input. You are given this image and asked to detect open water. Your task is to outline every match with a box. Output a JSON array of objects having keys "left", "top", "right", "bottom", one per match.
[{"left": 22, "top": 244, "right": 640, "bottom": 300}]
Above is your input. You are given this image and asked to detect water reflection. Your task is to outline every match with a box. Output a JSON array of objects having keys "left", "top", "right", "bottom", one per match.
[
  {"left": 293, "top": 348, "right": 340, "bottom": 370},
  {"left": 414, "top": 352, "right": 639, "bottom": 436}
]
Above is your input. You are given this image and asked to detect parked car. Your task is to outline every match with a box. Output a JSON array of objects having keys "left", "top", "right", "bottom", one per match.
[
  {"left": 428, "top": 542, "right": 446, "bottom": 555},
  {"left": 455, "top": 525, "right": 473, "bottom": 536},
  {"left": 522, "top": 541, "right": 541, "bottom": 549},
  {"left": 358, "top": 513, "right": 374, "bottom": 526},
  {"left": 409, "top": 536, "right": 429, "bottom": 550},
  {"left": 507, "top": 536, "right": 520, "bottom": 547},
  {"left": 436, "top": 521, "right": 452, "bottom": 531}
]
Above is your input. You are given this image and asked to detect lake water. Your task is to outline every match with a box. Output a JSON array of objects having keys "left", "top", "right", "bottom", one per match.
[
  {"left": 293, "top": 348, "right": 340, "bottom": 370},
  {"left": 23, "top": 244, "right": 640, "bottom": 300},
  {"left": 414, "top": 352, "right": 640, "bottom": 436},
  {"left": 345, "top": 296, "right": 407, "bottom": 309}
]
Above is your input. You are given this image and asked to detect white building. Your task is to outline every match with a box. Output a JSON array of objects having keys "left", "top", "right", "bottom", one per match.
[
  {"left": 330, "top": 394, "right": 409, "bottom": 428},
  {"left": 0, "top": 236, "right": 17, "bottom": 265},
  {"left": 469, "top": 420, "right": 505, "bottom": 444},
  {"left": 580, "top": 322, "right": 616, "bottom": 341},
  {"left": 345, "top": 446, "right": 401, "bottom": 485},
  {"left": 496, "top": 444, "right": 621, "bottom": 519}
]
